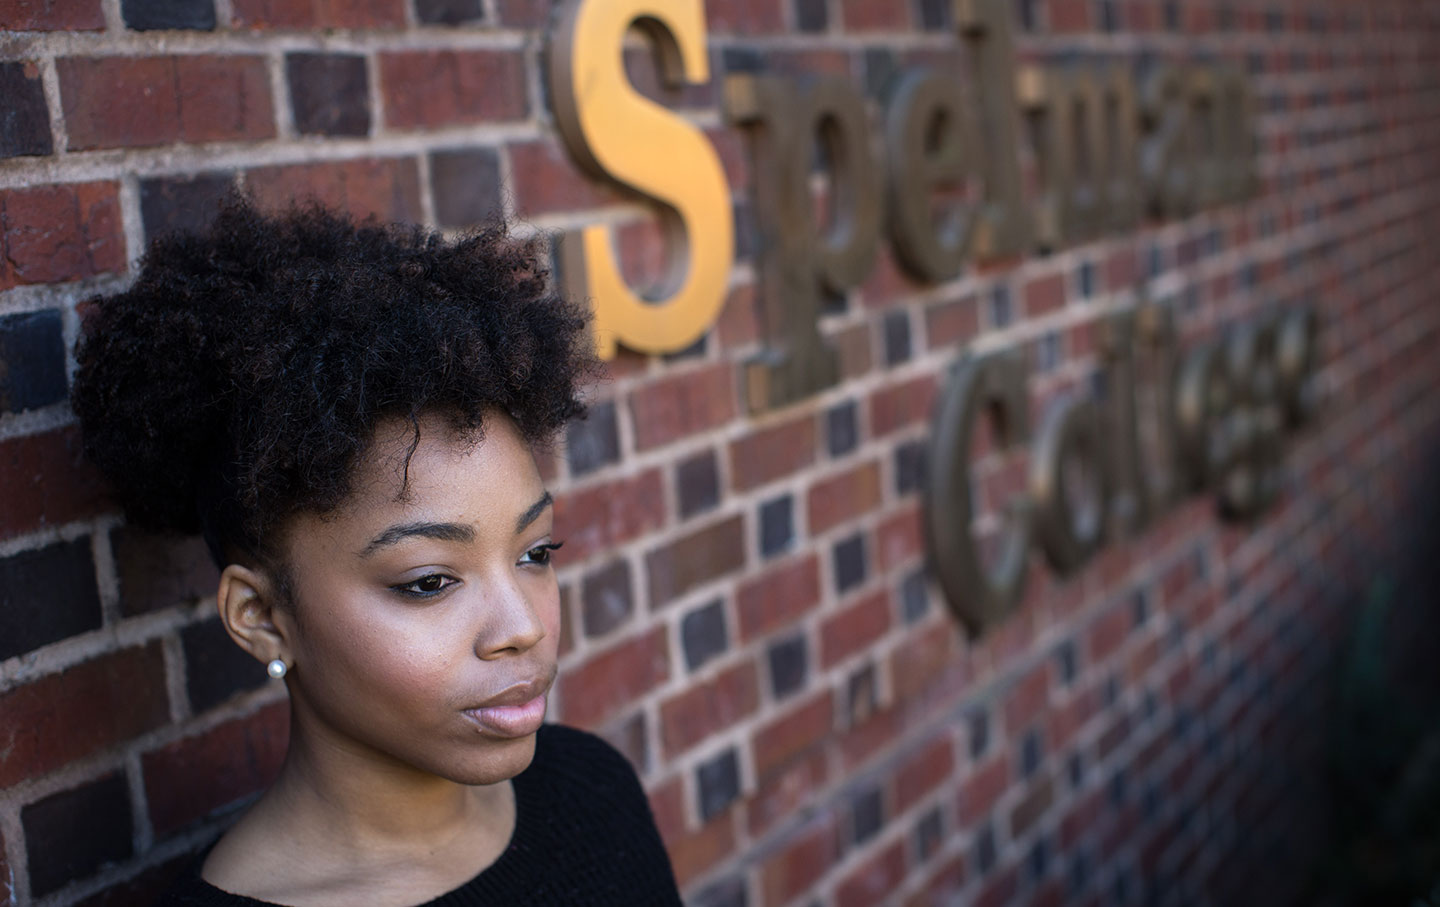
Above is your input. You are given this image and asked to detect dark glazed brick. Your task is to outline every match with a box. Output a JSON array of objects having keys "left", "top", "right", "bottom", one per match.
[
  {"left": 900, "top": 569, "right": 929, "bottom": 623},
  {"left": 661, "top": 335, "right": 707, "bottom": 364},
  {"left": 758, "top": 495, "right": 793, "bottom": 559},
  {"left": 1070, "top": 851, "right": 1090, "bottom": 894},
  {"left": 1067, "top": 753, "right": 1084, "bottom": 787},
  {"left": 1099, "top": 0, "right": 1119, "bottom": 31},
  {"left": 767, "top": 633, "right": 807, "bottom": 699},
  {"left": 113, "top": 529, "right": 218, "bottom": 616},
  {"left": 917, "top": 0, "right": 951, "bottom": 30},
  {"left": 968, "top": 707, "right": 990, "bottom": 758},
  {"left": 1029, "top": 837, "right": 1049, "bottom": 881},
  {"left": 1133, "top": 588, "right": 1151, "bottom": 627},
  {"left": 1055, "top": 641, "right": 1077, "bottom": 686},
  {"left": 894, "top": 438, "right": 927, "bottom": 495},
  {"left": 286, "top": 53, "right": 370, "bottom": 137},
  {"left": 0, "top": 538, "right": 101, "bottom": 661},
  {"left": 430, "top": 147, "right": 502, "bottom": 229},
  {"left": 882, "top": 310, "right": 911, "bottom": 366},
  {"left": 691, "top": 876, "right": 749, "bottom": 907},
  {"left": 851, "top": 785, "right": 883, "bottom": 844},
  {"left": 696, "top": 747, "right": 741, "bottom": 822},
  {"left": 794, "top": 0, "right": 827, "bottom": 31},
  {"left": 1018, "top": 0, "right": 1038, "bottom": 30},
  {"left": 600, "top": 709, "right": 649, "bottom": 775},
  {"left": 564, "top": 399, "right": 620, "bottom": 478},
  {"left": 681, "top": 599, "right": 728, "bottom": 671},
  {"left": 70, "top": 854, "right": 190, "bottom": 906},
  {"left": 988, "top": 284, "right": 1013, "bottom": 328},
  {"left": 914, "top": 806, "right": 944, "bottom": 860},
  {"left": 863, "top": 48, "right": 898, "bottom": 101},
  {"left": 182, "top": 618, "right": 267, "bottom": 713},
  {"left": 139, "top": 172, "right": 233, "bottom": 241},
  {"left": 1020, "top": 728, "right": 1043, "bottom": 777},
  {"left": 826, "top": 401, "right": 858, "bottom": 457},
  {"left": 1077, "top": 259, "right": 1096, "bottom": 298},
  {"left": 0, "top": 309, "right": 67, "bottom": 414},
  {"left": 1141, "top": 784, "right": 1159, "bottom": 820},
  {"left": 974, "top": 822, "right": 996, "bottom": 873},
  {"left": 23, "top": 773, "right": 133, "bottom": 896},
  {"left": 0, "top": 61, "right": 52, "bottom": 157},
  {"left": 676, "top": 449, "right": 721, "bottom": 518},
  {"left": 1109, "top": 771, "right": 1127, "bottom": 805},
  {"left": 1147, "top": 244, "right": 1165, "bottom": 278},
  {"left": 121, "top": 0, "right": 215, "bottom": 30},
  {"left": 415, "top": 0, "right": 484, "bottom": 24},
  {"left": 580, "top": 559, "right": 633, "bottom": 638},
  {"left": 846, "top": 662, "right": 877, "bottom": 725},
  {"left": 833, "top": 533, "right": 866, "bottom": 593},
  {"left": 720, "top": 47, "right": 764, "bottom": 75},
  {"left": 1032, "top": 333, "right": 1061, "bottom": 374},
  {"left": 731, "top": 199, "right": 755, "bottom": 263}
]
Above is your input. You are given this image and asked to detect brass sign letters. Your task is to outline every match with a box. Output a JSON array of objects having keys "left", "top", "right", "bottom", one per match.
[{"left": 546, "top": 0, "right": 1297, "bottom": 639}]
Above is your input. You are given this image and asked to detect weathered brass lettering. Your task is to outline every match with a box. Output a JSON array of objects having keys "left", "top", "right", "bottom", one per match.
[
  {"left": 1031, "top": 394, "right": 1109, "bottom": 575},
  {"left": 1140, "top": 66, "right": 1196, "bottom": 219},
  {"left": 925, "top": 351, "right": 1032, "bottom": 635},
  {"left": 957, "top": 0, "right": 1031, "bottom": 259},
  {"left": 725, "top": 73, "right": 879, "bottom": 411},
  {"left": 1099, "top": 300, "right": 1179, "bottom": 534},
  {"left": 1174, "top": 339, "right": 1232, "bottom": 492},
  {"left": 885, "top": 70, "right": 978, "bottom": 282},
  {"left": 1275, "top": 304, "right": 1320, "bottom": 426}
]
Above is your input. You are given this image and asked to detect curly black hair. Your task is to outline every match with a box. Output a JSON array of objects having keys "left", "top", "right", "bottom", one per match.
[{"left": 72, "top": 196, "right": 595, "bottom": 568}]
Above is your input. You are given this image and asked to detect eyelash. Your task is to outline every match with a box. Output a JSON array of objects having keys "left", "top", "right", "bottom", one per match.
[
  {"left": 389, "top": 542, "right": 564, "bottom": 598},
  {"left": 521, "top": 541, "right": 564, "bottom": 567}
]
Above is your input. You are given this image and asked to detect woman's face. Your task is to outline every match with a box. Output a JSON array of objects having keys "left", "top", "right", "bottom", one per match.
[{"left": 276, "top": 411, "right": 561, "bottom": 786}]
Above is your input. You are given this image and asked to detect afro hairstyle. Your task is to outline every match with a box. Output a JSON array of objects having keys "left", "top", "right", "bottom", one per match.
[{"left": 71, "top": 195, "right": 596, "bottom": 567}]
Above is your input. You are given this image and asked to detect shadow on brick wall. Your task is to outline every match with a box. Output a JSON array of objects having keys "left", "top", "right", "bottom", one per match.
[{"left": 1301, "top": 435, "right": 1440, "bottom": 906}]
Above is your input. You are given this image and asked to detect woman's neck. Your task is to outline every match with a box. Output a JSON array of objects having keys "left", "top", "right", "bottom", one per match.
[
  {"left": 269, "top": 721, "right": 505, "bottom": 848},
  {"left": 201, "top": 715, "right": 516, "bottom": 906}
]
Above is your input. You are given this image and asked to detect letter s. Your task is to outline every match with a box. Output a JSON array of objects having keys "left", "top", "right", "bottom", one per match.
[{"left": 549, "top": 0, "right": 734, "bottom": 360}]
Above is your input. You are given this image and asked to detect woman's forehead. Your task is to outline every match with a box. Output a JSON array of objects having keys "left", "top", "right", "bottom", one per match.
[{"left": 299, "top": 412, "right": 546, "bottom": 549}]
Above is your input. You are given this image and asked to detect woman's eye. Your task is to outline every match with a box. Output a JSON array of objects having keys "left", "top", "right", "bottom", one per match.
[
  {"left": 392, "top": 574, "right": 457, "bottom": 598},
  {"left": 521, "top": 542, "right": 563, "bottom": 567}
]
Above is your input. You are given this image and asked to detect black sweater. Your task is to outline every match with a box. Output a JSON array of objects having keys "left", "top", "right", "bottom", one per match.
[{"left": 160, "top": 724, "right": 682, "bottom": 906}]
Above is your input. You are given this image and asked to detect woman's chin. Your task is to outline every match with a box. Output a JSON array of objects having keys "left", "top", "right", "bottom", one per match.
[{"left": 444, "top": 733, "right": 539, "bottom": 786}]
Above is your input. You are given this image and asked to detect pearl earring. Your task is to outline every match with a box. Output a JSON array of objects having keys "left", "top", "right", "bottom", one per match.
[{"left": 267, "top": 659, "right": 288, "bottom": 679}]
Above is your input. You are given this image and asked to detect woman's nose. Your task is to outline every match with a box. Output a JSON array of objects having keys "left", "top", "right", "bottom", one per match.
[{"left": 474, "top": 580, "right": 549, "bottom": 658}]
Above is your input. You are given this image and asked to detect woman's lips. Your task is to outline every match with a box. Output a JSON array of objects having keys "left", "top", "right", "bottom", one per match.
[{"left": 464, "top": 692, "right": 548, "bottom": 738}]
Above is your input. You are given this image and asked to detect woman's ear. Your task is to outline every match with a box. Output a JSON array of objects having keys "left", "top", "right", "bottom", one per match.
[{"left": 217, "top": 564, "right": 294, "bottom": 667}]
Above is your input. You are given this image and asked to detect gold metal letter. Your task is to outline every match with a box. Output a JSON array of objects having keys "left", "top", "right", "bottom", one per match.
[{"left": 550, "top": 0, "right": 733, "bottom": 359}]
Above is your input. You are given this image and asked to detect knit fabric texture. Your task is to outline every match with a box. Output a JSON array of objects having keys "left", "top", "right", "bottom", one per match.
[{"left": 159, "top": 724, "right": 683, "bottom": 906}]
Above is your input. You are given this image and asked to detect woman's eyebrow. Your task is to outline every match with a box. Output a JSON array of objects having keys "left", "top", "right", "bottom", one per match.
[
  {"left": 360, "top": 521, "right": 476, "bottom": 557},
  {"left": 516, "top": 491, "right": 553, "bottom": 535}
]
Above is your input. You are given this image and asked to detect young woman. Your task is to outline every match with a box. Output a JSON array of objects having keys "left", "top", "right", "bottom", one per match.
[{"left": 71, "top": 199, "right": 682, "bottom": 905}]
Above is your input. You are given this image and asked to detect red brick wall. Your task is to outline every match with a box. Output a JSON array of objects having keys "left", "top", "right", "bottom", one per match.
[{"left": 2, "top": 0, "right": 1440, "bottom": 904}]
